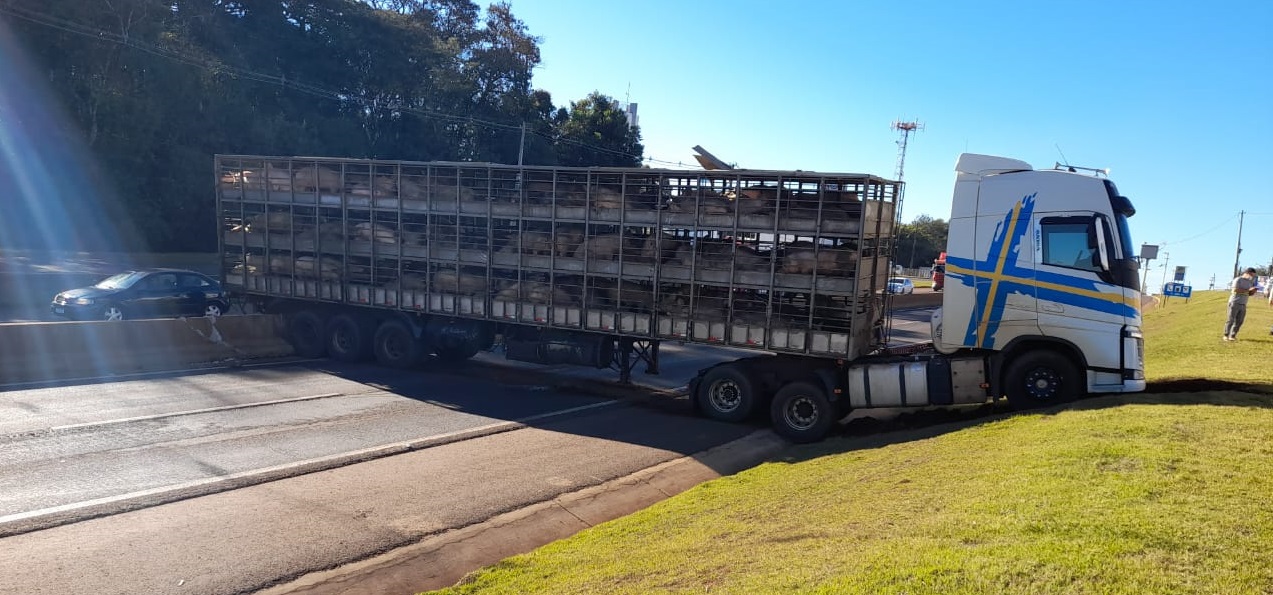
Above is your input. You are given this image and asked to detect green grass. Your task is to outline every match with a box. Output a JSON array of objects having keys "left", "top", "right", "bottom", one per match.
[
  {"left": 426, "top": 289, "right": 1273, "bottom": 595},
  {"left": 1143, "top": 290, "right": 1273, "bottom": 390}
]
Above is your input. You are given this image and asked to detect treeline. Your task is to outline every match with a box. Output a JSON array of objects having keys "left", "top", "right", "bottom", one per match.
[
  {"left": 0, "top": 0, "right": 643, "bottom": 252},
  {"left": 896, "top": 214, "right": 949, "bottom": 269}
]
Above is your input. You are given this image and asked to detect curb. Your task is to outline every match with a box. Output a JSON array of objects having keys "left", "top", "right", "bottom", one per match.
[{"left": 257, "top": 429, "right": 789, "bottom": 595}]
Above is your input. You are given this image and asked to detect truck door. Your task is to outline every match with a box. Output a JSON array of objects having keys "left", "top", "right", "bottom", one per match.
[{"left": 1033, "top": 213, "right": 1127, "bottom": 334}]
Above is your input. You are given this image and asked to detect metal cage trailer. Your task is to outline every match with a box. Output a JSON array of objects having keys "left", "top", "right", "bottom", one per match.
[{"left": 216, "top": 155, "right": 899, "bottom": 388}]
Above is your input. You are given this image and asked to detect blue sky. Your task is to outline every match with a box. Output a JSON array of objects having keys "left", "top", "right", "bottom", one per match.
[{"left": 513, "top": 0, "right": 1273, "bottom": 290}]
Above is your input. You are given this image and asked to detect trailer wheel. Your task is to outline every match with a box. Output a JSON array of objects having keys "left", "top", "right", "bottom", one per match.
[
  {"left": 326, "top": 314, "right": 373, "bottom": 362},
  {"left": 695, "top": 364, "right": 759, "bottom": 422},
  {"left": 1003, "top": 350, "right": 1081, "bottom": 410},
  {"left": 374, "top": 320, "right": 423, "bottom": 368},
  {"left": 770, "top": 381, "right": 835, "bottom": 443},
  {"left": 288, "top": 310, "right": 327, "bottom": 359}
]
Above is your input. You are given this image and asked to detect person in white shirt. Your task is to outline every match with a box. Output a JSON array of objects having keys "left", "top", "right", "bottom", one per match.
[{"left": 1223, "top": 267, "right": 1258, "bottom": 341}]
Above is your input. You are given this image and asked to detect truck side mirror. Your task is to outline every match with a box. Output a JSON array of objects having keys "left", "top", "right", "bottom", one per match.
[{"left": 1093, "top": 217, "right": 1111, "bottom": 271}]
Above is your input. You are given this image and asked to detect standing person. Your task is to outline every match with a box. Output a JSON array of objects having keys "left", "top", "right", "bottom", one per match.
[{"left": 1223, "top": 267, "right": 1258, "bottom": 341}]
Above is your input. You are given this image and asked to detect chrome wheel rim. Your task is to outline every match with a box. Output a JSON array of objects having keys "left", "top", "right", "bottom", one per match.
[
  {"left": 707, "top": 380, "right": 742, "bottom": 413},
  {"left": 781, "top": 396, "right": 819, "bottom": 430}
]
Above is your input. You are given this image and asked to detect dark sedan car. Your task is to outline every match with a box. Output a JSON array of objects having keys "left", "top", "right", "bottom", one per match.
[{"left": 51, "top": 269, "right": 228, "bottom": 321}]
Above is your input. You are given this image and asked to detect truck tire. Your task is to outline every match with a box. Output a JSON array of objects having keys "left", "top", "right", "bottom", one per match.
[
  {"left": 770, "top": 381, "right": 835, "bottom": 443},
  {"left": 1003, "top": 350, "right": 1081, "bottom": 410},
  {"left": 373, "top": 320, "right": 423, "bottom": 368},
  {"left": 695, "top": 364, "right": 759, "bottom": 422},
  {"left": 289, "top": 311, "right": 327, "bottom": 359},
  {"left": 326, "top": 314, "right": 373, "bottom": 362}
]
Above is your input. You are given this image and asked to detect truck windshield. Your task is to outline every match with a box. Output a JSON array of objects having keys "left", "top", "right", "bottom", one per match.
[
  {"left": 1104, "top": 180, "right": 1136, "bottom": 259},
  {"left": 1114, "top": 212, "right": 1134, "bottom": 259}
]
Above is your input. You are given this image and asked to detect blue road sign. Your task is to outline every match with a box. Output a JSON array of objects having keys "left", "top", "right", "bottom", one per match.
[{"left": 1162, "top": 282, "right": 1192, "bottom": 298}]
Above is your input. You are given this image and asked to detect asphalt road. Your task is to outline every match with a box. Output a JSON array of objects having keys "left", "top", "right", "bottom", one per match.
[
  {"left": 0, "top": 359, "right": 758, "bottom": 595},
  {"left": 0, "top": 309, "right": 936, "bottom": 594}
]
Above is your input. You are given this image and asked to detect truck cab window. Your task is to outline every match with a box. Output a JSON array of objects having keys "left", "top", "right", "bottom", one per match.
[{"left": 1040, "top": 216, "right": 1100, "bottom": 272}]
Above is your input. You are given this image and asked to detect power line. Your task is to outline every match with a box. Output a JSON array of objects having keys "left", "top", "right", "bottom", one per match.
[
  {"left": 1164, "top": 212, "right": 1239, "bottom": 246},
  {"left": 0, "top": 4, "right": 682, "bottom": 167}
]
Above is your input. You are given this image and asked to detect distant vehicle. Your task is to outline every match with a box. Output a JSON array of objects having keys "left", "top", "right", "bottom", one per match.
[
  {"left": 932, "top": 252, "right": 947, "bottom": 291},
  {"left": 887, "top": 277, "right": 915, "bottom": 294},
  {"left": 51, "top": 269, "right": 228, "bottom": 321}
]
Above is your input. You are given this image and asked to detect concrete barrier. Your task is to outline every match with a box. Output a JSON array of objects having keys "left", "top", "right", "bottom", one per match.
[
  {"left": 0, "top": 315, "right": 293, "bottom": 386},
  {"left": 890, "top": 291, "right": 943, "bottom": 310}
]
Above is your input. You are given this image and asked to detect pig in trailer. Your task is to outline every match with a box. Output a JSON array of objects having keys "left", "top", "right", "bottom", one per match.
[{"left": 215, "top": 153, "right": 1144, "bottom": 442}]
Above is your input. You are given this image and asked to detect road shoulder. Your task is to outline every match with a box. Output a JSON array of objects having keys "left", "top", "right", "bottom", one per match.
[{"left": 258, "top": 429, "right": 787, "bottom": 595}]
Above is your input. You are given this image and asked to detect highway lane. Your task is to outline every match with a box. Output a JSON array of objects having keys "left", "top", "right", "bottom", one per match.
[
  {"left": 0, "top": 364, "right": 757, "bottom": 595},
  {"left": 0, "top": 362, "right": 629, "bottom": 534}
]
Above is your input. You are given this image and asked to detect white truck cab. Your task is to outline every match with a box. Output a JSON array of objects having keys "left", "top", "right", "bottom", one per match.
[{"left": 932, "top": 154, "right": 1145, "bottom": 397}]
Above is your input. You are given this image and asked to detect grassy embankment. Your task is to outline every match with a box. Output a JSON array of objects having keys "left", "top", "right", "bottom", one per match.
[{"left": 428, "top": 291, "right": 1273, "bottom": 594}]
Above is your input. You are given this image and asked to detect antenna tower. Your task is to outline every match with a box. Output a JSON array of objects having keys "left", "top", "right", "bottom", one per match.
[{"left": 892, "top": 119, "right": 924, "bottom": 181}]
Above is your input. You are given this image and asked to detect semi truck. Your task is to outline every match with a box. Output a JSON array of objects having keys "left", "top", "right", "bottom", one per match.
[{"left": 216, "top": 153, "right": 1144, "bottom": 443}]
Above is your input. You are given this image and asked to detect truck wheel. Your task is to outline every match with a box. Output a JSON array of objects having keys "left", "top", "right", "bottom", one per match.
[
  {"left": 1003, "top": 351, "right": 1081, "bottom": 410},
  {"left": 374, "top": 320, "right": 423, "bottom": 368},
  {"left": 326, "top": 314, "right": 373, "bottom": 362},
  {"left": 770, "top": 381, "right": 835, "bottom": 443},
  {"left": 695, "top": 364, "right": 759, "bottom": 422},
  {"left": 289, "top": 311, "right": 327, "bottom": 359}
]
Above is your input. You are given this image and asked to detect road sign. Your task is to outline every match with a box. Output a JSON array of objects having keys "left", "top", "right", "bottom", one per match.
[
  {"left": 1173, "top": 266, "right": 1187, "bottom": 282},
  {"left": 1162, "top": 282, "right": 1192, "bottom": 298}
]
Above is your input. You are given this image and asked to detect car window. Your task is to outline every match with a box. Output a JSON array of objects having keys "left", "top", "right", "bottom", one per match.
[
  {"left": 179, "top": 274, "right": 208, "bottom": 288},
  {"left": 95, "top": 271, "right": 145, "bottom": 290},
  {"left": 144, "top": 274, "right": 177, "bottom": 290}
]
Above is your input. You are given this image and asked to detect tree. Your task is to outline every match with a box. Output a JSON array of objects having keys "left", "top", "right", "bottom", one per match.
[
  {"left": 0, "top": 1, "right": 643, "bottom": 251},
  {"left": 552, "top": 91, "right": 643, "bottom": 167},
  {"left": 896, "top": 215, "right": 949, "bottom": 269}
]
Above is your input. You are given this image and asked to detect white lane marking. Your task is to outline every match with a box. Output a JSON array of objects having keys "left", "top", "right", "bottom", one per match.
[
  {"left": 49, "top": 393, "right": 346, "bottom": 432},
  {"left": 0, "top": 398, "right": 624, "bottom": 529}
]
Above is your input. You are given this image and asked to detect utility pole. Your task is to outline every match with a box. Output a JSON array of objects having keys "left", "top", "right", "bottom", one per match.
[
  {"left": 1159, "top": 251, "right": 1170, "bottom": 297},
  {"left": 1233, "top": 210, "right": 1245, "bottom": 278},
  {"left": 517, "top": 122, "right": 526, "bottom": 167}
]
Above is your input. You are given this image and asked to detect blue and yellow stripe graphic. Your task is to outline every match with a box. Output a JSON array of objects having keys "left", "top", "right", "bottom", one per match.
[{"left": 946, "top": 194, "right": 1138, "bottom": 348}]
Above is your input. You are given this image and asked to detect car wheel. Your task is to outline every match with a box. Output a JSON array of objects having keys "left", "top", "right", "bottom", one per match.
[
  {"left": 205, "top": 302, "right": 225, "bottom": 318},
  {"left": 1004, "top": 350, "right": 1081, "bottom": 410},
  {"left": 770, "top": 380, "right": 835, "bottom": 443},
  {"left": 102, "top": 305, "right": 126, "bottom": 321},
  {"left": 695, "top": 364, "right": 760, "bottom": 422}
]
